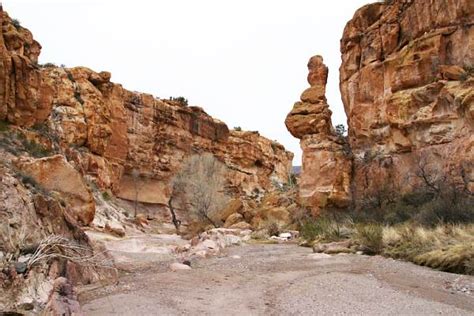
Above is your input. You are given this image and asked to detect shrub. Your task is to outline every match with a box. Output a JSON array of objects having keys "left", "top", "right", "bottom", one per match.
[
  {"left": 171, "top": 153, "right": 229, "bottom": 228},
  {"left": 234, "top": 126, "right": 242, "bottom": 131},
  {"left": 21, "top": 139, "right": 51, "bottom": 158},
  {"left": 101, "top": 191, "right": 111, "bottom": 201},
  {"left": 266, "top": 222, "right": 280, "bottom": 237},
  {"left": 169, "top": 96, "right": 188, "bottom": 106},
  {"left": 19, "top": 173, "right": 38, "bottom": 188},
  {"left": 355, "top": 223, "right": 383, "bottom": 255},
  {"left": 40, "top": 62, "right": 57, "bottom": 68},
  {"left": 300, "top": 216, "right": 348, "bottom": 242},
  {"left": 11, "top": 19, "right": 21, "bottom": 29},
  {"left": 0, "top": 120, "right": 9, "bottom": 132}
]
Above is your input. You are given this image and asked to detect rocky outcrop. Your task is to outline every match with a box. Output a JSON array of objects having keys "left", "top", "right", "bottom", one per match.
[
  {"left": 0, "top": 5, "right": 293, "bottom": 211},
  {"left": 340, "top": 0, "right": 474, "bottom": 199},
  {"left": 286, "top": 56, "right": 351, "bottom": 212},
  {"left": 16, "top": 155, "right": 95, "bottom": 225},
  {"left": 0, "top": 8, "right": 52, "bottom": 126},
  {"left": 0, "top": 6, "right": 292, "bottom": 313},
  {"left": 286, "top": 0, "right": 474, "bottom": 212}
]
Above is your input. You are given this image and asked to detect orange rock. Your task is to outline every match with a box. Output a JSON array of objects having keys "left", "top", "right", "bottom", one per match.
[
  {"left": 16, "top": 155, "right": 95, "bottom": 225},
  {"left": 286, "top": 56, "right": 352, "bottom": 211},
  {"left": 0, "top": 5, "right": 293, "bottom": 214},
  {"left": 340, "top": 0, "right": 474, "bottom": 200}
]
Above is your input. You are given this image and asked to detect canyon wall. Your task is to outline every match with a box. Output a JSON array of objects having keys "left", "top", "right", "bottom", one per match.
[
  {"left": 0, "top": 6, "right": 293, "bottom": 215},
  {"left": 340, "top": 0, "right": 474, "bottom": 201},
  {"left": 287, "top": 0, "right": 473, "bottom": 211}
]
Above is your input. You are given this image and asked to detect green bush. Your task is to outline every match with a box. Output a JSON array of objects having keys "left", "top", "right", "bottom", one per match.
[
  {"left": 101, "top": 191, "right": 111, "bottom": 201},
  {"left": 21, "top": 139, "right": 51, "bottom": 158},
  {"left": 40, "top": 62, "right": 57, "bottom": 68},
  {"left": 12, "top": 19, "right": 21, "bottom": 29},
  {"left": 300, "top": 216, "right": 347, "bottom": 242},
  {"left": 0, "top": 120, "right": 9, "bottom": 132},
  {"left": 169, "top": 96, "right": 188, "bottom": 106},
  {"left": 234, "top": 126, "right": 242, "bottom": 131}
]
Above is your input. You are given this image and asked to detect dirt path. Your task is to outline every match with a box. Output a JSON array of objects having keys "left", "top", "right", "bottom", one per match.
[{"left": 81, "top": 244, "right": 474, "bottom": 315}]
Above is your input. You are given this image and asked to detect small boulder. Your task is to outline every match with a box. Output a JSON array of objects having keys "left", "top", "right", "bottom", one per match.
[
  {"left": 229, "top": 221, "right": 252, "bottom": 230},
  {"left": 440, "top": 65, "right": 466, "bottom": 81},
  {"left": 224, "top": 213, "right": 244, "bottom": 228},
  {"left": 14, "top": 262, "right": 27, "bottom": 274},
  {"left": 278, "top": 232, "right": 292, "bottom": 240},
  {"left": 170, "top": 262, "right": 192, "bottom": 272},
  {"left": 312, "top": 240, "right": 353, "bottom": 254}
]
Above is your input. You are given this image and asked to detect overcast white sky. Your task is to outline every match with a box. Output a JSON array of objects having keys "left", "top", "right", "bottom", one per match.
[{"left": 5, "top": 0, "right": 370, "bottom": 164}]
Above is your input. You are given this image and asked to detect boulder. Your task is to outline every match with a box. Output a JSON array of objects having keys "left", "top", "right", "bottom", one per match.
[
  {"left": 224, "top": 213, "right": 244, "bottom": 228},
  {"left": 170, "top": 262, "right": 192, "bottom": 272},
  {"left": 16, "top": 155, "right": 95, "bottom": 225}
]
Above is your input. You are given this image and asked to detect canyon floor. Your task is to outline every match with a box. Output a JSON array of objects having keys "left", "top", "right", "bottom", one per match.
[{"left": 80, "top": 243, "right": 474, "bottom": 315}]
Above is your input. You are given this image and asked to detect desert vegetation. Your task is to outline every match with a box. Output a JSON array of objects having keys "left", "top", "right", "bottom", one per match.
[
  {"left": 170, "top": 153, "right": 230, "bottom": 234},
  {"left": 298, "top": 161, "right": 474, "bottom": 275}
]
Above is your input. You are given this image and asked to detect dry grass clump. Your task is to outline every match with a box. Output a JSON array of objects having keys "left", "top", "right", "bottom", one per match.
[
  {"left": 382, "top": 224, "right": 474, "bottom": 275},
  {"left": 355, "top": 223, "right": 383, "bottom": 255},
  {"left": 299, "top": 216, "right": 351, "bottom": 242}
]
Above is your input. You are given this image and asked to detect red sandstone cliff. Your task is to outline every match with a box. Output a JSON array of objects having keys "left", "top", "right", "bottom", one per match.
[
  {"left": 0, "top": 6, "right": 293, "bottom": 224},
  {"left": 286, "top": 0, "right": 473, "bottom": 211},
  {"left": 0, "top": 7, "right": 293, "bottom": 311},
  {"left": 340, "top": 0, "right": 473, "bottom": 201}
]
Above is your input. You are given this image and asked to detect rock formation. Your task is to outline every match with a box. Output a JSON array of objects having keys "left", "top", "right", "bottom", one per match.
[
  {"left": 286, "top": 0, "right": 473, "bottom": 211},
  {"left": 340, "top": 0, "right": 474, "bottom": 200},
  {"left": 0, "top": 6, "right": 293, "bottom": 313},
  {"left": 286, "top": 56, "right": 351, "bottom": 212},
  {"left": 0, "top": 6, "right": 293, "bottom": 209}
]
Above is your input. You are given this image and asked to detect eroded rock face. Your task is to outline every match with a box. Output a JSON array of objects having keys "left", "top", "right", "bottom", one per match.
[
  {"left": 340, "top": 0, "right": 474, "bottom": 199},
  {"left": 286, "top": 56, "right": 351, "bottom": 212},
  {"left": 0, "top": 5, "right": 293, "bottom": 211},
  {"left": 0, "top": 8, "right": 53, "bottom": 127},
  {"left": 16, "top": 155, "right": 95, "bottom": 225}
]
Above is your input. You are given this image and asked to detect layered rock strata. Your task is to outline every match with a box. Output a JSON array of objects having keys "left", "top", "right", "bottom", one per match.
[
  {"left": 286, "top": 56, "right": 351, "bottom": 212},
  {"left": 0, "top": 6, "right": 293, "bottom": 213},
  {"left": 340, "top": 0, "right": 474, "bottom": 200}
]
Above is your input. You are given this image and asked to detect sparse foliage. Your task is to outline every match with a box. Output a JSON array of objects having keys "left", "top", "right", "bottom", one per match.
[
  {"left": 234, "top": 126, "right": 242, "bottom": 131},
  {"left": 26, "top": 235, "right": 112, "bottom": 271},
  {"left": 171, "top": 153, "right": 229, "bottom": 228},
  {"left": 169, "top": 96, "right": 188, "bottom": 106},
  {"left": 335, "top": 124, "right": 347, "bottom": 138},
  {"left": 39, "top": 62, "right": 57, "bottom": 68},
  {"left": 11, "top": 19, "right": 21, "bottom": 29}
]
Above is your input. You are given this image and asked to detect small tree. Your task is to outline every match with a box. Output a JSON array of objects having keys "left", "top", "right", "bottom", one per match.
[
  {"left": 335, "top": 124, "right": 347, "bottom": 138},
  {"left": 171, "top": 153, "right": 229, "bottom": 228},
  {"left": 131, "top": 169, "right": 141, "bottom": 218}
]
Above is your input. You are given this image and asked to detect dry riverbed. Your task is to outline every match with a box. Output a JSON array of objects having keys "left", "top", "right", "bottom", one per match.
[{"left": 81, "top": 244, "right": 474, "bottom": 315}]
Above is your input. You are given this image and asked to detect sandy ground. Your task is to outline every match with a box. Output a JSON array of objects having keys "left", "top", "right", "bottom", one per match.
[{"left": 81, "top": 244, "right": 474, "bottom": 315}]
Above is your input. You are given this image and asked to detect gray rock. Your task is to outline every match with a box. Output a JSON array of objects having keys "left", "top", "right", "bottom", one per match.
[{"left": 14, "top": 261, "right": 27, "bottom": 274}]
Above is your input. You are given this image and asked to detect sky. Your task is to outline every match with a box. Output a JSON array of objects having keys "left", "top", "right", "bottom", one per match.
[{"left": 4, "top": 0, "right": 371, "bottom": 164}]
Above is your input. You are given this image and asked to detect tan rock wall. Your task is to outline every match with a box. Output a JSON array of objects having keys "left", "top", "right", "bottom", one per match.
[
  {"left": 0, "top": 6, "right": 293, "bottom": 210},
  {"left": 340, "top": 0, "right": 474, "bottom": 200}
]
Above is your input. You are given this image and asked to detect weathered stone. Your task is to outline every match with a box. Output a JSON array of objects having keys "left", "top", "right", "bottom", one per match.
[
  {"left": 224, "top": 213, "right": 244, "bottom": 228},
  {"left": 285, "top": 56, "right": 352, "bottom": 212},
  {"left": 340, "top": 0, "right": 474, "bottom": 200},
  {"left": 170, "top": 262, "right": 192, "bottom": 271},
  {"left": 16, "top": 155, "right": 95, "bottom": 225}
]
